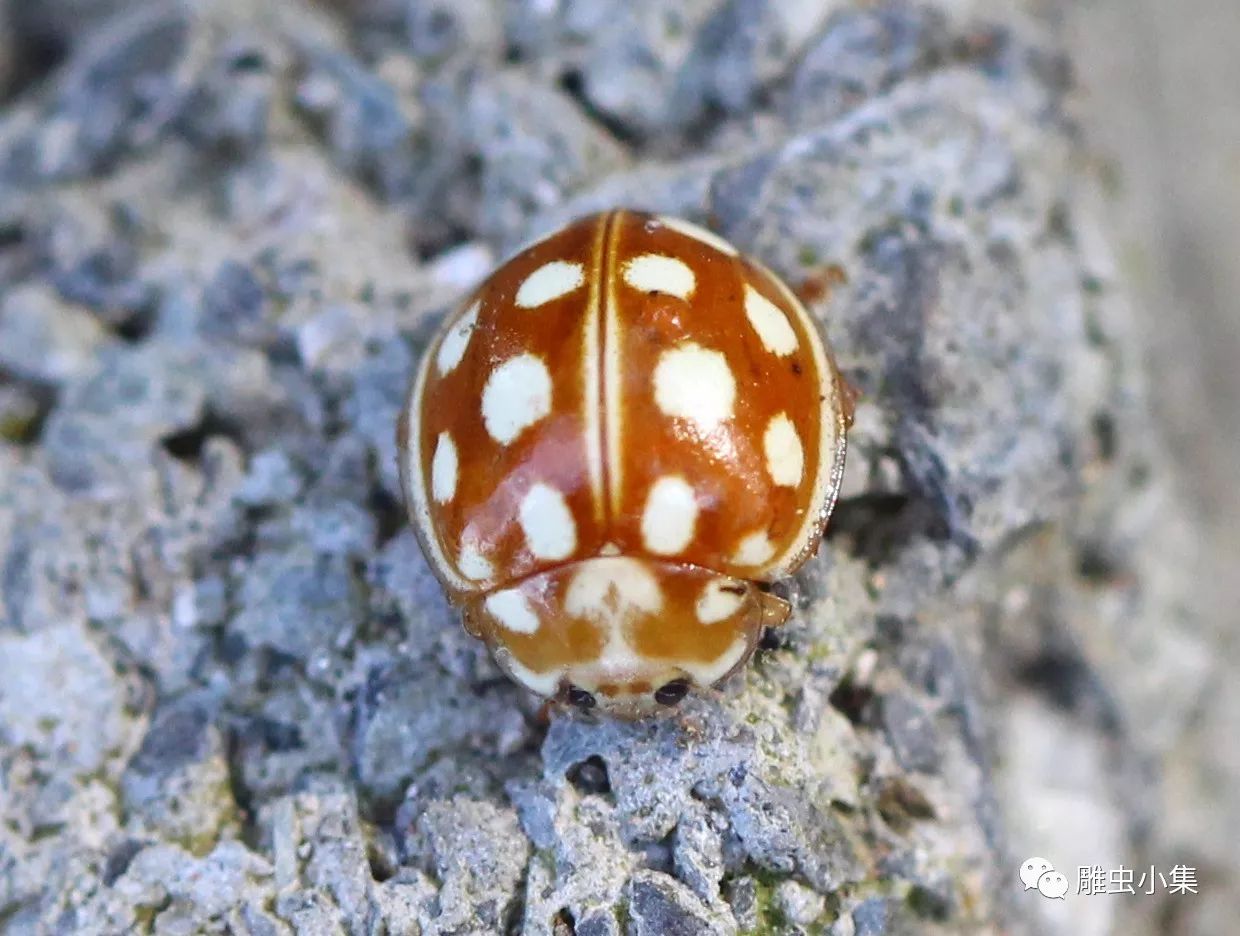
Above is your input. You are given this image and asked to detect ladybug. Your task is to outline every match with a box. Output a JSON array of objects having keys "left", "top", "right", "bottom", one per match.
[{"left": 398, "top": 210, "right": 851, "bottom": 716}]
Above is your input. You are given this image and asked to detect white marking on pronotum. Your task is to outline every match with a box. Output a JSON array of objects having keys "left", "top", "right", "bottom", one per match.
[
  {"left": 653, "top": 341, "right": 736, "bottom": 432},
  {"left": 436, "top": 300, "right": 480, "bottom": 374},
  {"left": 566, "top": 558, "right": 664, "bottom": 683},
  {"left": 481, "top": 353, "right": 552, "bottom": 444},
  {"left": 696, "top": 579, "right": 745, "bottom": 624},
  {"left": 733, "top": 531, "right": 776, "bottom": 566},
  {"left": 641, "top": 476, "right": 698, "bottom": 555},
  {"left": 657, "top": 215, "right": 740, "bottom": 257},
  {"left": 458, "top": 542, "right": 494, "bottom": 581},
  {"left": 744, "top": 283, "right": 799, "bottom": 356},
  {"left": 518, "top": 483, "right": 577, "bottom": 561},
  {"left": 485, "top": 588, "right": 541, "bottom": 634},
  {"left": 763, "top": 413, "right": 804, "bottom": 487},
  {"left": 430, "top": 432, "right": 458, "bottom": 503},
  {"left": 515, "top": 260, "right": 585, "bottom": 308},
  {"left": 566, "top": 558, "right": 663, "bottom": 623},
  {"left": 500, "top": 652, "right": 562, "bottom": 696},
  {"left": 681, "top": 636, "right": 750, "bottom": 686},
  {"left": 623, "top": 253, "right": 696, "bottom": 300}
]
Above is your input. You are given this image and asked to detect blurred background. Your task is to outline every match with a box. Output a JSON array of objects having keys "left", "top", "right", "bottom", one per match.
[{"left": 1066, "top": 0, "right": 1240, "bottom": 605}]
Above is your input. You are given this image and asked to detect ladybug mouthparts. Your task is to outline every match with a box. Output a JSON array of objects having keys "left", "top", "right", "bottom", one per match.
[{"left": 461, "top": 557, "right": 790, "bottom": 715}]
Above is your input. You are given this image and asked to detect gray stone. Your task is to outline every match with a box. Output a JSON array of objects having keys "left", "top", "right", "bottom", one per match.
[
  {"left": 671, "top": 808, "right": 725, "bottom": 904},
  {"left": 263, "top": 786, "right": 378, "bottom": 931},
  {"left": 775, "top": 879, "right": 828, "bottom": 927},
  {"left": 722, "top": 876, "right": 759, "bottom": 932},
  {"left": 178, "top": 37, "right": 278, "bottom": 156},
  {"left": 851, "top": 897, "right": 890, "bottom": 936},
  {"left": 401, "top": 796, "right": 531, "bottom": 933},
  {"left": 880, "top": 692, "right": 940, "bottom": 774},
  {"left": 626, "top": 870, "right": 734, "bottom": 936},
  {"left": 230, "top": 683, "right": 344, "bottom": 803},
  {"left": 460, "top": 70, "right": 630, "bottom": 244},
  {"left": 120, "top": 697, "right": 238, "bottom": 850},
  {"left": 353, "top": 656, "right": 529, "bottom": 808},
  {"left": 237, "top": 448, "right": 304, "bottom": 507},
  {"left": 0, "top": 284, "right": 110, "bottom": 385},
  {"left": 670, "top": 0, "right": 832, "bottom": 133},
  {"left": 405, "top": 0, "right": 507, "bottom": 65},
  {"left": 67, "top": 840, "right": 279, "bottom": 934},
  {"left": 517, "top": 792, "right": 636, "bottom": 934},
  {"left": 343, "top": 333, "right": 414, "bottom": 498},
  {"left": 0, "top": 622, "right": 136, "bottom": 774},
  {"left": 409, "top": 67, "right": 629, "bottom": 249},
  {"left": 48, "top": 227, "right": 151, "bottom": 326},
  {"left": 530, "top": 2, "right": 719, "bottom": 141},
  {"left": 2, "top": 5, "right": 190, "bottom": 183},
  {"left": 0, "top": 383, "right": 40, "bottom": 442},
  {"left": 201, "top": 259, "right": 269, "bottom": 344},
  {"left": 230, "top": 547, "right": 365, "bottom": 665},
  {"left": 785, "top": 5, "right": 950, "bottom": 128},
  {"left": 293, "top": 46, "right": 417, "bottom": 200},
  {"left": 576, "top": 907, "right": 622, "bottom": 936}
]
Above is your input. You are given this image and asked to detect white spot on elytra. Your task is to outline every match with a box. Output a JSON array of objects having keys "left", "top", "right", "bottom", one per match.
[
  {"left": 733, "top": 531, "right": 775, "bottom": 567},
  {"left": 482, "top": 353, "right": 552, "bottom": 444},
  {"left": 458, "top": 542, "right": 494, "bottom": 581},
  {"left": 657, "top": 216, "right": 739, "bottom": 256},
  {"left": 763, "top": 413, "right": 804, "bottom": 487},
  {"left": 519, "top": 483, "right": 577, "bottom": 561},
  {"left": 653, "top": 342, "right": 735, "bottom": 432},
  {"left": 485, "top": 588, "right": 540, "bottom": 634},
  {"left": 436, "top": 300, "right": 480, "bottom": 374},
  {"left": 623, "top": 253, "right": 696, "bottom": 300},
  {"left": 515, "top": 260, "right": 585, "bottom": 308},
  {"left": 566, "top": 558, "right": 663, "bottom": 622},
  {"left": 696, "top": 580, "right": 746, "bottom": 624},
  {"left": 641, "top": 476, "right": 698, "bottom": 555},
  {"left": 744, "top": 284, "right": 798, "bottom": 356},
  {"left": 430, "top": 432, "right": 458, "bottom": 503}
]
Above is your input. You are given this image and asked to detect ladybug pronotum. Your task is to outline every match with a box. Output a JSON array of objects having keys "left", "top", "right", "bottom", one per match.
[{"left": 398, "top": 210, "right": 850, "bottom": 717}]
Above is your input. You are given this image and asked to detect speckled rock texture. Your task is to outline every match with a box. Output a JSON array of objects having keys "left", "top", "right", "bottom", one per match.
[{"left": 0, "top": 2, "right": 1229, "bottom": 935}]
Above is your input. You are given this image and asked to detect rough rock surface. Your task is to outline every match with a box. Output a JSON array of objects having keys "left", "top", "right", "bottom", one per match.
[{"left": 0, "top": 1, "right": 1230, "bottom": 935}]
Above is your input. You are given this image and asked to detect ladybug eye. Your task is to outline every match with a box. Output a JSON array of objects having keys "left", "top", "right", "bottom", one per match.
[
  {"left": 654, "top": 679, "right": 691, "bottom": 706},
  {"left": 565, "top": 685, "right": 597, "bottom": 709}
]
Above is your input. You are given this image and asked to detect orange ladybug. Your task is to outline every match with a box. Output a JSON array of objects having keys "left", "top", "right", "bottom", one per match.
[{"left": 399, "top": 211, "right": 850, "bottom": 716}]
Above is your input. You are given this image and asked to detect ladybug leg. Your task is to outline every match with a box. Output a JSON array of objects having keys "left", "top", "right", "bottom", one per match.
[
  {"left": 534, "top": 698, "right": 556, "bottom": 725},
  {"left": 793, "top": 262, "right": 848, "bottom": 305},
  {"left": 676, "top": 708, "right": 709, "bottom": 739},
  {"left": 834, "top": 363, "right": 861, "bottom": 429},
  {"left": 757, "top": 590, "right": 791, "bottom": 629},
  {"left": 756, "top": 589, "right": 791, "bottom": 651},
  {"left": 759, "top": 627, "right": 786, "bottom": 651}
]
